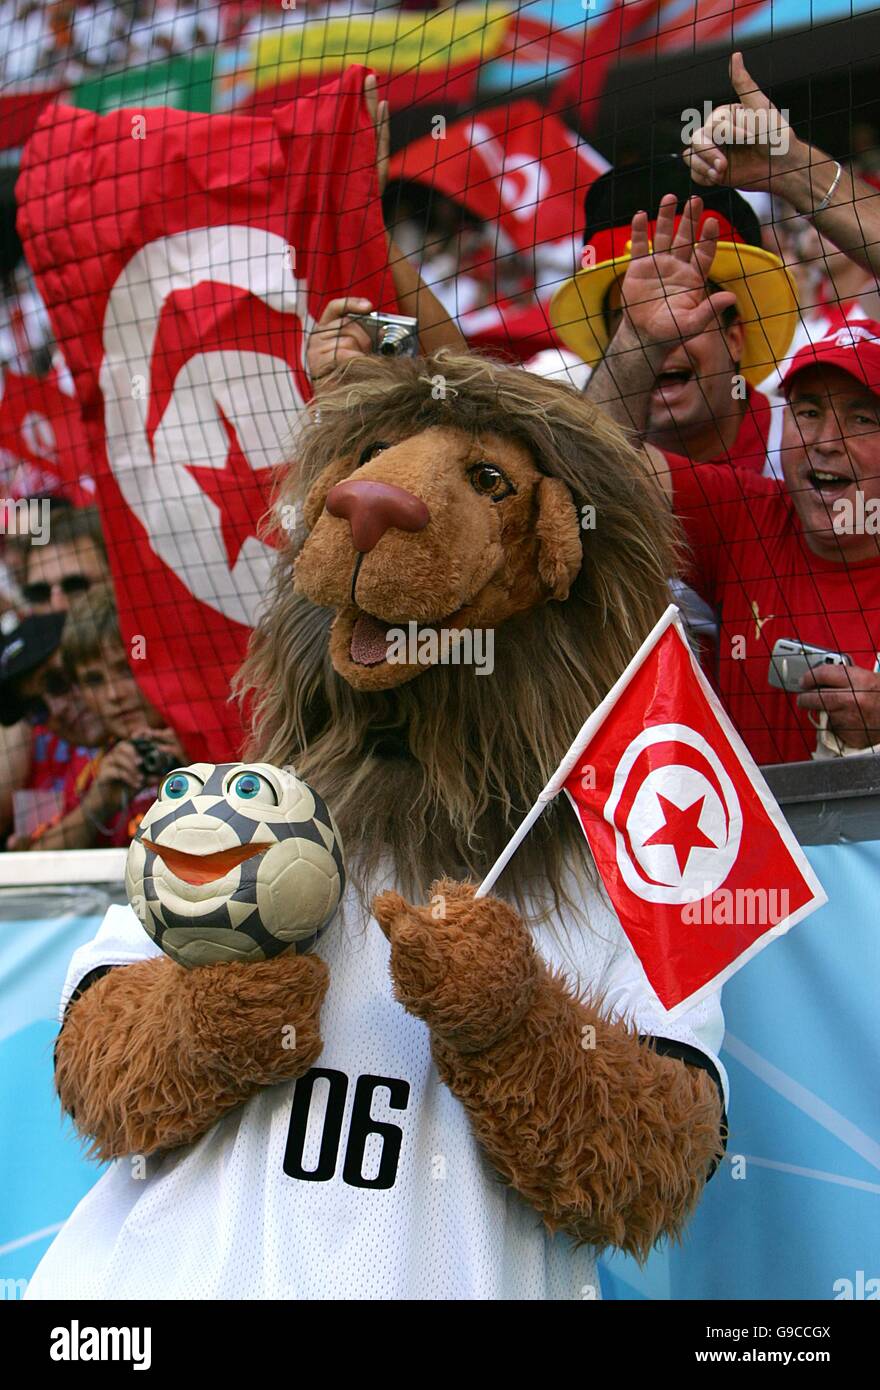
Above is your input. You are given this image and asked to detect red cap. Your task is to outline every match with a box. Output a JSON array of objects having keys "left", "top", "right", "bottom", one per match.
[{"left": 782, "top": 321, "right": 880, "bottom": 397}]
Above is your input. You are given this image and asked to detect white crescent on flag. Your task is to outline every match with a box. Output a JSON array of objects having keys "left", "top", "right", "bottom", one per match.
[
  {"left": 604, "top": 724, "right": 744, "bottom": 906},
  {"left": 99, "top": 224, "right": 315, "bottom": 626}
]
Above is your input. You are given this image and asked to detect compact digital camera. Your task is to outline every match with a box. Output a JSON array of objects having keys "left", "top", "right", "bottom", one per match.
[
  {"left": 350, "top": 311, "right": 419, "bottom": 358},
  {"left": 768, "top": 638, "right": 852, "bottom": 693},
  {"left": 131, "top": 738, "right": 181, "bottom": 783}
]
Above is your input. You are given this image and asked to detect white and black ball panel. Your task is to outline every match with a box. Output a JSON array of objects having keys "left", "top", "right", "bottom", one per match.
[
  {"left": 256, "top": 837, "right": 342, "bottom": 945},
  {"left": 124, "top": 835, "right": 147, "bottom": 910},
  {"left": 158, "top": 921, "right": 292, "bottom": 970},
  {"left": 124, "top": 763, "right": 345, "bottom": 968}
]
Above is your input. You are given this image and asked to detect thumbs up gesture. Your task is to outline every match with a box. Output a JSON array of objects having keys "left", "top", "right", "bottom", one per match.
[{"left": 683, "top": 52, "right": 805, "bottom": 192}]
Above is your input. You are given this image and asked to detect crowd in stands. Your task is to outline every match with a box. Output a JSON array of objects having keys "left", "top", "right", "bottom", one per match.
[
  {"left": 1, "top": 43, "right": 880, "bottom": 849},
  {"left": 0, "top": 0, "right": 422, "bottom": 86},
  {"left": 0, "top": 501, "right": 184, "bottom": 850}
]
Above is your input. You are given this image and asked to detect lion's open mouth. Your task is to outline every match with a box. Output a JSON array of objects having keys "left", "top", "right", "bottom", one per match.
[
  {"left": 351, "top": 612, "right": 396, "bottom": 667},
  {"left": 142, "top": 838, "right": 268, "bottom": 885},
  {"left": 348, "top": 606, "right": 469, "bottom": 668}
]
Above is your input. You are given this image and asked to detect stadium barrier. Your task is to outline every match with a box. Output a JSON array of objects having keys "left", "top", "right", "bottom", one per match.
[
  {"left": 0, "top": 851, "right": 127, "bottom": 1299},
  {"left": 1, "top": 764, "right": 878, "bottom": 1300}
]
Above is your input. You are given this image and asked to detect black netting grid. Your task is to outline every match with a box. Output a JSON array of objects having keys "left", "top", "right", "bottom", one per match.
[{"left": 0, "top": 1, "right": 879, "bottom": 847}]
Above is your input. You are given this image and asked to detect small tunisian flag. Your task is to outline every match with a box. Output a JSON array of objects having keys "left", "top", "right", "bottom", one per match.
[
  {"left": 0, "top": 369, "right": 96, "bottom": 507},
  {"left": 477, "top": 606, "right": 826, "bottom": 1016},
  {"left": 16, "top": 68, "right": 395, "bottom": 762}
]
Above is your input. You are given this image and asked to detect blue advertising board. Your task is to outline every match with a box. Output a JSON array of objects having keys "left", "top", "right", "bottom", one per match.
[{"left": 2, "top": 844, "right": 878, "bottom": 1300}]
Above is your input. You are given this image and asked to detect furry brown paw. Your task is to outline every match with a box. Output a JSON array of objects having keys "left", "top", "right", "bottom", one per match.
[
  {"left": 184, "top": 950, "right": 331, "bottom": 1088},
  {"left": 56, "top": 950, "right": 331, "bottom": 1161},
  {"left": 372, "top": 879, "right": 540, "bottom": 1052}
]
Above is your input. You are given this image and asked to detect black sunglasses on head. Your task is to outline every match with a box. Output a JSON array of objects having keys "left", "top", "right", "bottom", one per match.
[{"left": 22, "top": 574, "right": 93, "bottom": 606}]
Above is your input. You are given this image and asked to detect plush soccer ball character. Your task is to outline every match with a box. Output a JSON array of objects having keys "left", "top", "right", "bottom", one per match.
[{"left": 124, "top": 762, "right": 345, "bottom": 968}]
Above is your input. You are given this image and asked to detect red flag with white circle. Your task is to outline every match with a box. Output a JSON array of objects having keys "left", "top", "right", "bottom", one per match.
[
  {"left": 0, "top": 369, "right": 96, "bottom": 507},
  {"left": 476, "top": 606, "right": 826, "bottom": 1016},
  {"left": 16, "top": 68, "right": 394, "bottom": 761},
  {"left": 562, "top": 611, "right": 826, "bottom": 1013}
]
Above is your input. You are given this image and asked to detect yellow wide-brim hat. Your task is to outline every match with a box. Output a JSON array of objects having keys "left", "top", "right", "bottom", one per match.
[{"left": 549, "top": 214, "right": 800, "bottom": 388}]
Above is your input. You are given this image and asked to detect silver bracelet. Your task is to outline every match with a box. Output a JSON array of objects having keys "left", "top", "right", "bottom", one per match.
[{"left": 810, "top": 160, "right": 843, "bottom": 216}]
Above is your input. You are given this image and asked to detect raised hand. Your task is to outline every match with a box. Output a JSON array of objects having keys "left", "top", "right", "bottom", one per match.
[
  {"left": 683, "top": 51, "right": 802, "bottom": 191},
  {"left": 363, "top": 72, "right": 390, "bottom": 195},
  {"left": 619, "top": 193, "right": 737, "bottom": 349},
  {"left": 372, "top": 879, "right": 540, "bottom": 1054}
]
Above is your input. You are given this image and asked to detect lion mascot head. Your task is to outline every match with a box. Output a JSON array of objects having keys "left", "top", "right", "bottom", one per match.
[{"left": 236, "top": 351, "right": 678, "bottom": 914}]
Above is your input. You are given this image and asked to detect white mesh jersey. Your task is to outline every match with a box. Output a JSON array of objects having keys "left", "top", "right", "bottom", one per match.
[{"left": 26, "top": 868, "right": 728, "bottom": 1301}]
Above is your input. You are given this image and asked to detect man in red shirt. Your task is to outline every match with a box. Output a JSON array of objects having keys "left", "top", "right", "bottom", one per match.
[
  {"left": 586, "top": 194, "right": 880, "bottom": 764},
  {"left": 549, "top": 155, "right": 799, "bottom": 475},
  {"left": 551, "top": 156, "right": 801, "bottom": 666}
]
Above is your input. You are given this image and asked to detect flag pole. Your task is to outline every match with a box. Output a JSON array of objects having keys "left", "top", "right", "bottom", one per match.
[{"left": 475, "top": 604, "right": 680, "bottom": 899}]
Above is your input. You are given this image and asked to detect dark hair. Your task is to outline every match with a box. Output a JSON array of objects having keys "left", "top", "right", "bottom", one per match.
[
  {"left": 44, "top": 505, "right": 106, "bottom": 554},
  {"left": 61, "top": 582, "right": 121, "bottom": 675},
  {"left": 15, "top": 503, "right": 107, "bottom": 575}
]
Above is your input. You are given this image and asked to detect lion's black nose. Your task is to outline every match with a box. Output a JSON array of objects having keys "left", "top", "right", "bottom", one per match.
[{"left": 326, "top": 479, "right": 430, "bottom": 553}]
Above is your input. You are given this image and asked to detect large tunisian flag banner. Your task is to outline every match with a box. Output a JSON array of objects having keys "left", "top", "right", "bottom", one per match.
[
  {"left": 478, "top": 607, "right": 826, "bottom": 1015},
  {"left": 16, "top": 68, "right": 394, "bottom": 761}
]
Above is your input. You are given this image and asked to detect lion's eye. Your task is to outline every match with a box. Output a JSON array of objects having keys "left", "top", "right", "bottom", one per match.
[
  {"left": 358, "top": 441, "right": 391, "bottom": 466},
  {"left": 467, "top": 462, "right": 515, "bottom": 501}
]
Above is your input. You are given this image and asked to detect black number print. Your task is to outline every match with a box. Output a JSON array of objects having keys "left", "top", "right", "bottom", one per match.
[{"left": 283, "top": 1069, "right": 410, "bottom": 1189}]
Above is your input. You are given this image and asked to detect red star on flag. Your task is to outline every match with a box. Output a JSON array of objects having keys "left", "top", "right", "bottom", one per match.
[
  {"left": 186, "top": 406, "right": 273, "bottom": 568},
  {"left": 642, "top": 793, "right": 718, "bottom": 875}
]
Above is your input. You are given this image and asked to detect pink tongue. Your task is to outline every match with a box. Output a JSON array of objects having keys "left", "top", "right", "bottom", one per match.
[{"left": 351, "top": 613, "right": 392, "bottom": 666}]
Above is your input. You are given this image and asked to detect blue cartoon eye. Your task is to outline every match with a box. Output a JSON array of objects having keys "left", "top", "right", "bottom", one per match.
[
  {"left": 161, "top": 772, "right": 192, "bottom": 800},
  {"left": 228, "top": 770, "right": 278, "bottom": 806}
]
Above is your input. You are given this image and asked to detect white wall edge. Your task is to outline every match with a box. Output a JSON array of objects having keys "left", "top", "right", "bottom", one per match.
[{"left": 0, "top": 850, "right": 127, "bottom": 888}]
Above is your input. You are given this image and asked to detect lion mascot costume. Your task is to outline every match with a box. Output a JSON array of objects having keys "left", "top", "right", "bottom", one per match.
[{"left": 27, "top": 352, "right": 727, "bottom": 1301}]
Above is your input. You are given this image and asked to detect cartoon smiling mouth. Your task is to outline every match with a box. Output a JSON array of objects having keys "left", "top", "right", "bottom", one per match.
[{"left": 142, "top": 838, "right": 268, "bottom": 885}]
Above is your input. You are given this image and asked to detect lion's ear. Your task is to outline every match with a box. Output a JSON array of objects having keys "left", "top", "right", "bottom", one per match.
[
  {"left": 302, "top": 457, "right": 354, "bottom": 531},
  {"left": 534, "top": 477, "right": 583, "bottom": 601}
]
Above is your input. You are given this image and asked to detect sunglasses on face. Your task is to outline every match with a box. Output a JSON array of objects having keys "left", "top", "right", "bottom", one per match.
[{"left": 22, "top": 574, "right": 93, "bottom": 606}]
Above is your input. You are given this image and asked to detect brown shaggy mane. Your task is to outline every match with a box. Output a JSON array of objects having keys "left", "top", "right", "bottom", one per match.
[{"left": 234, "top": 350, "right": 681, "bottom": 918}]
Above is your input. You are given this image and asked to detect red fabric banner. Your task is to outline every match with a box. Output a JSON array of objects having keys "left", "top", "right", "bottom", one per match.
[
  {"left": 388, "top": 100, "right": 608, "bottom": 254},
  {"left": 17, "top": 68, "right": 394, "bottom": 762}
]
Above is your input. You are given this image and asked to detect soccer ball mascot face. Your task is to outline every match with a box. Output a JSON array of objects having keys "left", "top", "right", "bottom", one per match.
[
  {"left": 43, "top": 351, "right": 727, "bottom": 1302},
  {"left": 126, "top": 763, "right": 345, "bottom": 968}
]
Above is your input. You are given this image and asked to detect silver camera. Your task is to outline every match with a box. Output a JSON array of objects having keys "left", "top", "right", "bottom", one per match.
[
  {"left": 351, "top": 311, "right": 419, "bottom": 358},
  {"left": 768, "top": 638, "right": 852, "bottom": 692}
]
